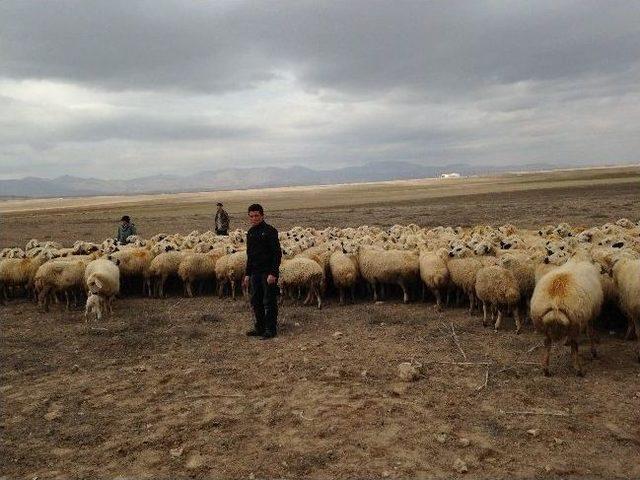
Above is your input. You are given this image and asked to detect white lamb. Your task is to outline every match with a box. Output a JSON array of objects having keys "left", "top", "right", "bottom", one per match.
[
  {"left": 530, "top": 260, "right": 603, "bottom": 376},
  {"left": 329, "top": 250, "right": 359, "bottom": 305}
]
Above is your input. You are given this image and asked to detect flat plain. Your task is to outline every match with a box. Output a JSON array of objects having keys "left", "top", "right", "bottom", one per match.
[{"left": 1, "top": 166, "right": 640, "bottom": 479}]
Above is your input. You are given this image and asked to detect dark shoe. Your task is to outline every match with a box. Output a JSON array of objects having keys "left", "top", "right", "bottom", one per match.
[
  {"left": 260, "top": 331, "right": 277, "bottom": 340},
  {"left": 246, "top": 329, "right": 265, "bottom": 337}
]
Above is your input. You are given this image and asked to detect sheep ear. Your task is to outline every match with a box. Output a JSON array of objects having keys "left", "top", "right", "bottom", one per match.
[{"left": 94, "top": 278, "right": 103, "bottom": 289}]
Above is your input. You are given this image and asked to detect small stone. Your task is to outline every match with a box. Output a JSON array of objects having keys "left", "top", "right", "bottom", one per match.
[
  {"left": 453, "top": 458, "right": 468, "bottom": 473},
  {"left": 458, "top": 437, "right": 471, "bottom": 447},
  {"left": 361, "top": 370, "right": 368, "bottom": 378},
  {"left": 332, "top": 331, "right": 343, "bottom": 339},
  {"left": 169, "top": 446, "right": 184, "bottom": 458},
  {"left": 71, "top": 364, "right": 80, "bottom": 372},
  {"left": 248, "top": 473, "right": 255, "bottom": 480},
  {"left": 397, "top": 362, "right": 420, "bottom": 382},
  {"left": 185, "top": 452, "right": 205, "bottom": 470},
  {"left": 294, "top": 322, "right": 301, "bottom": 327},
  {"left": 527, "top": 429, "right": 539, "bottom": 437},
  {"left": 553, "top": 437, "right": 564, "bottom": 445},
  {"left": 391, "top": 383, "right": 408, "bottom": 396},
  {"left": 435, "top": 433, "right": 448, "bottom": 444},
  {"left": 44, "top": 409, "right": 62, "bottom": 421},
  {"left": 382, "top": 470, "right": 391, "bottom": 478}
]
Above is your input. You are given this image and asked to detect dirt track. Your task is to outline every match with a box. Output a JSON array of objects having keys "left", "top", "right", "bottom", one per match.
[{"left": 2, "top": 170, "right": 640, "bottom": 479}]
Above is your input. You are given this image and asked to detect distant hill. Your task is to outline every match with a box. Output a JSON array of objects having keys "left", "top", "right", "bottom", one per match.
[{"left": 0, "top": 161, "right": 555, "bottom": 198}]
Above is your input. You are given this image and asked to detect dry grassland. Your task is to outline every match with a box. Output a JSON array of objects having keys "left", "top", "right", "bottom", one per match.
[{"left": 1, "top": 166, "right": 640, "bottom": 479}]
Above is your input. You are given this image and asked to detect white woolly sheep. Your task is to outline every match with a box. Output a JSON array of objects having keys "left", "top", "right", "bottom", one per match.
[
  {"left": 329, "top": 250, "right": 359, "bottom": 305},
  {"left": 475, "top": 265, "right": 521, "bottom": 333},
  {"left": 35, "top": 258, "right": 90, "bottom": 311},
  {"left": 149, "top": 250, "right": 190, "bottom": 298},
  {"left": 178, "top": 248, "right": 225, "bottom": 297},
  {"left": 418, "top": 248, "right": 450, "bottom": 310},
  {"left": 530, "top": 260, "right": 603, "bottom": 376},
  {"left": 279, "top": 257, "right": 324, "bottom": 309},
  {"left": 612, "top": 258, "right": 640, "bottom": 361},
  {"left": 446, "top": 245, "right": 483, "bottom": 314},
  {"left": 110, "top": 247, "right": 155, "bottom": 296},
  {"left": 359, "top": 246, "right": 419, "bottom": 303},
  {"left": 84, "top": 258, "right": 120, "bottom": 317}
]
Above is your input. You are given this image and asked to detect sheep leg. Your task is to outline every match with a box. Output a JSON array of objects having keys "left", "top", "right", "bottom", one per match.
[
  {"left": 625, "top": 318, "right": 636, "bottom": 340},
  {"left": 570, "top": 339, "right": 584, "bottom": 377},
  {"left": 467, "top": 292, "right": 475, "bottom": 315},
  {"left": 350, "top": 286, "right": 356, "bottom": 303},
  {"left": 65, "top": 291, "right": 71, "bottom": 310},
  {"left": 297, "top": 285, "right": 302, "bottom": 300},
  {"left": 185, "top": 281, "right": 193, "bottom": 298},
  {"left": 380, "top": 283, "right": 385, "bottom": 300},
  {"left": 339, "top": 288, "right": 345, "bottom": 306},
  {"left": 635, "top": 317, "right": 640, "bottom": 363},
  {"left": 434, "top": 289, "right": 443, "bottom": 311},
  {"left": 494, "top": 308, "right": 503, "bottom": 332},
  {"left": 542, "top": 336, "right": 552, "bottom": 377},
  {"left": 231, "top": 279, "right": 236, "bottom": 300},
  {"left": 399, "top": 280, "right": 409, "bottom": 304},
  {"left": 315, "top": 284, "right": 322, "bottom": 310},
  {"left": 372, "top": 282, "right": 378, "bottom": 302},
  {"left": 482, "top": 301, "right": 488, "bottom": 327},
  {"left": 586, "top": 323, "right": 598, "bottom": 359},
  {"left": 514, "top": 307, "right": 522, "bottom": 334}
]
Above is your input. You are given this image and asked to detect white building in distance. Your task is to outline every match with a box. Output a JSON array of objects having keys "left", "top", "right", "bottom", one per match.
[{"left": 440, "top": 172, "right": 461, "bottom": 179}]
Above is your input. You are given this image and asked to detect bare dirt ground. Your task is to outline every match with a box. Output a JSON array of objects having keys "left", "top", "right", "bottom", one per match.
[{"left": 2, "top": 167, "right": 640, "bottom": 479}]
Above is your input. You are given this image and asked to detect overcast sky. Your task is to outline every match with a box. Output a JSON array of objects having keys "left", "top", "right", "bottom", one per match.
[{"left": 1, "top": 0, "right": 639, "bottom": 180}]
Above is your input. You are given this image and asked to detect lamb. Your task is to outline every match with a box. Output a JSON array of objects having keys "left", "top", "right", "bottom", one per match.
[
  {"left": 84, "top": 258, "right": 120, "bottom": 318},
  {"left": 358, "top": 246, "right": 420, "bottom": 303},
  {"left": 475, "top": 265, "right": 522, "bottom": 333},
  {"left": 278, "top": 257, "right": 324, "bottom": 308},
  {"left": 85, "top": 292, "right": 107, "bottom": 321},
  {"left": 530, "top": 260, "right": 604, "bottom": 376},
  {"left": 612, "top": 258, "right": 640, "bottom": 361},
  {"left": 418, "top": 248, "right": 450, "bottom": 310},
  {"left": 329, "top": 250, "right": 359, "bottom": 305}
]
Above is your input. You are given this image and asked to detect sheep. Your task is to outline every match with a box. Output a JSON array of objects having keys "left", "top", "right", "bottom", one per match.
[
  {"left": 178, "top": 248, "right": 226, "bottom": 297},
  {"left": 446, "top": 245, "right": 483, "bottom": 314},
  {"left": 475, "top": 265, "right": 522, "bottom": 333},
  {"left": 149, "top": 250, "right": 189, "bottom": 298},
  {"left": 358, "top": 246, "right": 419, "bottom": 303},
  {"left": 612, "top": 258, "right": 640, "bottom": 361},
  {"left": 418, "top": 248, "right": 450, "bottom": 310},
  {"left": 329, "top": 250, "right": 359, "bottom": 305},
  {"left": 225, "top": 250, "right": 248, "bottom": 300},
  {"left": 278, "top": 257, "right": 324, "bottom": 308},
  {"left": 530, "top": 260, "right": 603, "bottom": 376},
  {"left": 84, "top": 258, "right": 120, "bottom": 317},
  {"left": 109, "top": 247, "right": 154, "bottom": 296},
  {"left": 0, "top": 252, "right": 53, "bottom": 303},
  {"left": 34, "top": 259, "right": 90, "bottom": 311}
]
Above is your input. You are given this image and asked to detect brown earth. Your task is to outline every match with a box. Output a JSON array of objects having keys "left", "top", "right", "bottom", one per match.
[{"left": 1, "top": 168, "right": 640, "bottom": 479}]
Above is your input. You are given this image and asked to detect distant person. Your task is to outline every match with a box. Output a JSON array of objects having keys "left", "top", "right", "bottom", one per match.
[
  {"left": 116, "top": 215, "right": 137, "bottom": 244},
  {"left": 243, "top": 204, "right": 282, "bottom": 339},
  {"left": 215, "top": 202, "right": 230, "bottom": 236}
]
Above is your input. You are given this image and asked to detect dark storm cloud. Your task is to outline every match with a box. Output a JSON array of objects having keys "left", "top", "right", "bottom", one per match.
[{"left": 2, "top": 1, "right": 639, "bottom": 96}]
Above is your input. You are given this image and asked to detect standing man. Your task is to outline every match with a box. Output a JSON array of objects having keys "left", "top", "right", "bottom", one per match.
[
  {"left": 243, "top": 204, "right": 282, "bottom": 339},
  {"left": 214, "top": 202, "right": 230, "bottom": 236},
  {"left": 116, "top": 215, "right": 137, "bottom": 244}
]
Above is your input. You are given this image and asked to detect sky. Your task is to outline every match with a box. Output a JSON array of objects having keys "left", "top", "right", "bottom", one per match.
[{"left": 0, "top": 0, "right": 639, "bottom": 180}]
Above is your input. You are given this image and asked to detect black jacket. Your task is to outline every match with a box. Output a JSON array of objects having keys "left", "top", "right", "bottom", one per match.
[{"left": 246, "top": 221, "right": 281, "bottom": 277}]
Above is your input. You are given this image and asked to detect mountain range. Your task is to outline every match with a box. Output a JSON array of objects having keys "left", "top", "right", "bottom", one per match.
[{"left": 0, "top": 161, "right": 556, "bottom": 198}]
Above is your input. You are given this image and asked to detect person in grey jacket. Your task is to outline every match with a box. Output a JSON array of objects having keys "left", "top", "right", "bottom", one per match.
[
  {"left": 116, "top": 215, "right": 137, "bottom": 244},
  {"left": 215, "top": 202, "right": 230, "bottom": 235}
]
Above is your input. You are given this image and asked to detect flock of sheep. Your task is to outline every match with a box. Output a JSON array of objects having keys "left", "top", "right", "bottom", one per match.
[{"left": 1, "top": 218, "right": 639, "bottom": 376}]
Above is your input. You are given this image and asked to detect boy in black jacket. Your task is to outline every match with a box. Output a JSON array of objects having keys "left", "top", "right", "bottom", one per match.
[{"left": 242, "top": 204, "right": 282, "bottom": 339}]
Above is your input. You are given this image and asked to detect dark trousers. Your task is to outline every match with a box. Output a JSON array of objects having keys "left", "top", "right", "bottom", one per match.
[
  {"left": 250, "top": 274, "right": 278, "bottom": 334},
  {"left": 215, "top": 228, "right": 228, "bottom": 236}
]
